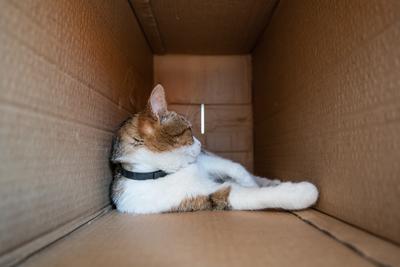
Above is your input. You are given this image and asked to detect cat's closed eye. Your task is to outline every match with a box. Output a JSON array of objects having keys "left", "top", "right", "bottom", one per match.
[{"left": 176, "top": 128, "right": 193, "bottom": 145}]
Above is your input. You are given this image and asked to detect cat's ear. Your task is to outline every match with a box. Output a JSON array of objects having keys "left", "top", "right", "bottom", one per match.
[{"left": 148, "top": 84, "right": 167, "bottom": 119}]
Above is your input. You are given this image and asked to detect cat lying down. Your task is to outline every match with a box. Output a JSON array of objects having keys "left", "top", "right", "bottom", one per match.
[{"left": 111, "top": 84, "right": 318, "bottom": 214}]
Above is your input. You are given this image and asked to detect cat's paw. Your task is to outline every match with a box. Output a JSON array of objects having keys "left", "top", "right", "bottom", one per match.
[{"left": 279, "top": 181, "right": 318, "bottom": 210}]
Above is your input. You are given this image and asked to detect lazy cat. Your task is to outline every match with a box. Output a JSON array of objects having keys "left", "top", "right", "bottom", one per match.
[{"left": 111, "top": 84, "right": 318, "bottom": 214}]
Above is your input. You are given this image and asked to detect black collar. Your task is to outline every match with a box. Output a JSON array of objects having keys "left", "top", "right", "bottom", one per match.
[{"left": 119, "top": 167, "right": 168, "bottom": 180}]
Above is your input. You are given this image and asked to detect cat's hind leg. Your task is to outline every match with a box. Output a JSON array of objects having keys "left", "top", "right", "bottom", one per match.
[
  {"left": 228, "top": 181, "right": 318, "bottom": 210},
  {"left": 253, "top": 176, "right": 281, "bottom": 187}
]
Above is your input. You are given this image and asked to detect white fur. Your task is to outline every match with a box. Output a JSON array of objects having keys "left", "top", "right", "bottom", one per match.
[
  {"left": 113, "top": 138, "right": 319, "bottom": 214},
  {"left": 228, "top": 182, "right": 318, "bottom": 210},
  {"left": 120, "top": 138, "right": 202, "bottom": 173}
]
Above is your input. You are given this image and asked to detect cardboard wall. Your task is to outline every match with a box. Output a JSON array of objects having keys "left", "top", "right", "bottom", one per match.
[
  {"left": 0, "top": 0, "right": 152, "bottom": 259},
  {"left": 154, "top": 55, "right": 253, "bottom": 170},
  {"left": 131, "top": 0, "right": 277, "bottom": 54},
  {"left": 253, "top": 0, "right": 400, "bottom": 244}
]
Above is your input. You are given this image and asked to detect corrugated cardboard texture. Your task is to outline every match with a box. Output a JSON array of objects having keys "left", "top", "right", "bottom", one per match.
[
  {"left": 252, "top": 0, "right": 400, "bottom": 243},
  {"left": 21, "top": 211, "right": 375, "bottom": 267},
  {"left": 0, "top": 0, "right": 152, "bottom": 263},
  {"left": 132, "top": 0, "right": 277, "bottom": 54},
  {"left": 155, "top": 55, "right": 253, "bottom": 170},
  {"left": 294, "top": 210, "right": 400, "bottom": 267},
  {"left": 0, "top": 207, "right": 110, "bottom": 267},
  {"left": 154, "top": 55, "right": 252, "bottom": 104}
]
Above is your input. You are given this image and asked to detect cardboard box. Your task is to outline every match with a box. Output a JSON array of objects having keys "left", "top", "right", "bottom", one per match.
[{"left": 0, "top": 0, "right": 399, "bottom": 266}]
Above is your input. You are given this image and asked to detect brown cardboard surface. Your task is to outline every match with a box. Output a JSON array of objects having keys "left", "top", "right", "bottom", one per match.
[
  {"left": 252, "top": 0, "right": 400, "bottom": 243},
  {"left": 129, "top": 0, "right": 165, "bottom": 53},
  {"left": 0, "top": 0, "right": 152, "bottom": 262},
  {"left": 0, "top": 106, "right": 113, "bottom": 262},
  {"left": 294, "top": 210, "right": 400, "bottom": 267},
  {"left": 0, "top": 207, "right": 110, "bottom": 267},
  {"left": 154, "top": 55, "right": 252, "bottom": 104},
  {"left": 21, "top": 211, "right": 375, "bottom": 267},
  {"left": 131, "top": 0, "right": 276, "bottom": 54}
]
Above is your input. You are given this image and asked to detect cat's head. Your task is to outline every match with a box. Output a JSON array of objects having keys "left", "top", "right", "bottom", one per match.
[
  {"left": 112, "top": 84, "right": 201, "bottom": 172},
  {"left": 138, "top": 84, "right": 196, "bottom": 152}
]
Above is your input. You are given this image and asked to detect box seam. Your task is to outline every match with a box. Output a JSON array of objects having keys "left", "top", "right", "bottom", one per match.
[
  {"left": 250, "top": 0, "right": 280, "bottom": 53},
  {"left": 291, "top": 211, "right": 392, "bottom": 267},
  {"left": 1, "top": 205, "right": 112, "bottom": 267},
  {"left": 128, "top": 0, "right": 165, "bottom": 54}
]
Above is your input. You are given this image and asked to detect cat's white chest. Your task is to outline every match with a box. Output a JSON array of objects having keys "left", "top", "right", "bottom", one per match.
[{"left": 114, "top": 163, "right": 218, "bottom": 214}]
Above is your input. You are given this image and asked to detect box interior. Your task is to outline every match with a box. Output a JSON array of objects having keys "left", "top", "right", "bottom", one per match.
[{"left": 0, "top": 0, "right": 399, "bottom": 266}]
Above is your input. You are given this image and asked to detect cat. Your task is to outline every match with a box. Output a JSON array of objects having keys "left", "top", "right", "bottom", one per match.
[{"left": 111, "top": 84, "right": 318, "bottom": 214}]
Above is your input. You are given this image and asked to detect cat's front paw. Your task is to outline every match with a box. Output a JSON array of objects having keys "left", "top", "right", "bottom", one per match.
[{"left": 279, "top": 181, "right": 318, "bottom": 210}]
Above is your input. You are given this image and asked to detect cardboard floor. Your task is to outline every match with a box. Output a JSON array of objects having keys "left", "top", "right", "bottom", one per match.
[{"left": 20, "top": 210, "right": 400, "bottom": 267}]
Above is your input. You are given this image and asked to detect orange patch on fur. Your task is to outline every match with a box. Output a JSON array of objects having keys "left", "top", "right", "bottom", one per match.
[
  {"left": 172, "top": 187, "right": 231, "bottom": 212},
  {"left": 137, "top": 110, "right": 194, "bottom": 152},
  {"left": 210, "top": 187, "right": 231, "bottom": 210},
  {"left": 172, "top": 195, "right": 212, "bottom": 212}
]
